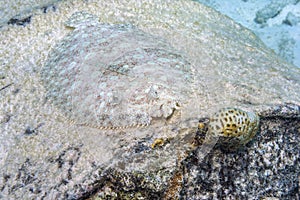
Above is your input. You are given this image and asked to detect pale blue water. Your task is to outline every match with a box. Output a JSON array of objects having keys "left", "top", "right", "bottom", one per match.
[{"left": 195, "top": 0, "right": 300, "bottom": 68}]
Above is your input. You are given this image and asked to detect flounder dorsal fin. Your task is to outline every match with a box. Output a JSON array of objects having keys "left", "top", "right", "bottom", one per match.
[{"left": 64, "top": 11, "right": 99, "bottom": 28}]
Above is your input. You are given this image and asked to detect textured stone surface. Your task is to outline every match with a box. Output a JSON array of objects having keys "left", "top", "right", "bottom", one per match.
[
  {"left": 0, "top": 0, "right": 299, "bottom": 199},
  {"left": 181, "top": 111, "right": 299, "bottom": 199}
]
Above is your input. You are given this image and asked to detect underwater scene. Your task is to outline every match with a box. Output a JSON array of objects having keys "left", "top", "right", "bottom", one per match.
[{"left": 0, "top": 0, "right": 299, "bottom": 199}]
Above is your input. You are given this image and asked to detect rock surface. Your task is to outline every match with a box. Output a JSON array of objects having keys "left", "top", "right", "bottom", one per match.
[
  {"left": 182, "top": 111, "right": 299, "bottom": 199},
  {"left": 0, "top": 0, "right": 299, "bottom": 199}
]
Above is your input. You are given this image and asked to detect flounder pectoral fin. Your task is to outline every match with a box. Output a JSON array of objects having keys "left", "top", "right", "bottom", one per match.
[{"left": 196, "top": 135, "right": 218, "bottom": 164}]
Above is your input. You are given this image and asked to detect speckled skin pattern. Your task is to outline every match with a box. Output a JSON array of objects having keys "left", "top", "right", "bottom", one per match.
[
  {"left": 208, "top": 107, "right": 260, "bottom": 151},
  {"left": 41, "top": 21, "right": 196, "bottom": 129}
]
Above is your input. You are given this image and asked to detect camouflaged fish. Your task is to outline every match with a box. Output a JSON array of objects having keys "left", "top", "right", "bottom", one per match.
[{"left": 41, "top": 12, "right": 260, "bottom": 166}]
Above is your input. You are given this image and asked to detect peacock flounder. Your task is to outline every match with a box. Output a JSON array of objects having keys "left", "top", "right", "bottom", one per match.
[
  {"left": 41, "top": 12, "right": 260, "bottom": 168},
  {"left": 41, "top": 12, "right": 196, "bottom": 130}
]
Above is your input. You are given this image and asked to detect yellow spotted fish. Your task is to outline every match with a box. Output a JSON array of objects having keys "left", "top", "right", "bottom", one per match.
[
  {"left": 197, "top": 108, "right": 260, "bottom": 161},
  {"left": 209, "top": 108, "right": 260, "bottom": 147}
]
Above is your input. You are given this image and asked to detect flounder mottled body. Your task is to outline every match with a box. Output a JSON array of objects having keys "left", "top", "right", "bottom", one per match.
[
  {"left": 42, "top": 12, "right": 260, "bottom": 166},
  {"left": 41, "top": 12, "right": 195, "bottom": 129}
]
